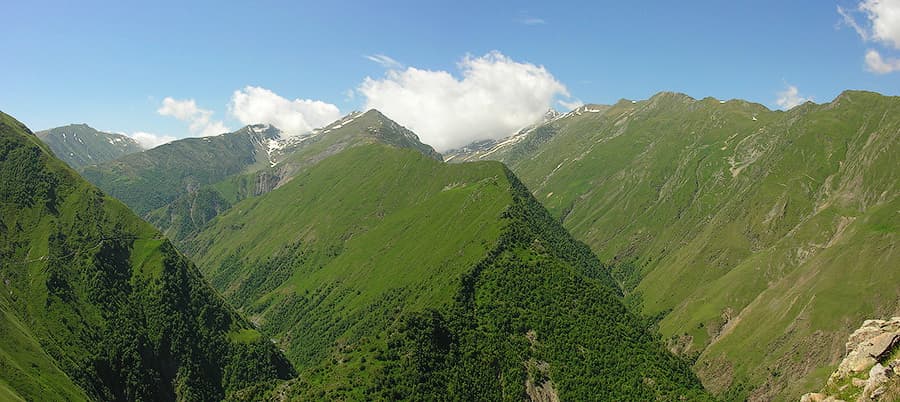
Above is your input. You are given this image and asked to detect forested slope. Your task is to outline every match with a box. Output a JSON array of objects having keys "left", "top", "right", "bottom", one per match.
[
  {"left": 448, "top": 90, "right": 900, "bottom": 400},
  {"left": 0, "top": 111, "right": 293, "bottom": 401}
]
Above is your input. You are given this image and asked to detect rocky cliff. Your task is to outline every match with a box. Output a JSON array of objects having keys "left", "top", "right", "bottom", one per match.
[{"left": 802, "top": 318, "right": 900, "bottom": 401}]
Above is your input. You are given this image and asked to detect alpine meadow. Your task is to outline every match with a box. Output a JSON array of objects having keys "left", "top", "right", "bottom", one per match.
[{"left": 1, "top": 1, "right": 898, "bottom": 401}]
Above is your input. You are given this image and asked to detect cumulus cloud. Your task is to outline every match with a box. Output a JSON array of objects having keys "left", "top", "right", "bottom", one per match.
[
  {"left": 130, "top": 131, "right": 176, "bottom": 149},
  {"left": 365, "top": 54, "right": 403, "bottom": 69},
  {"left": 860, "top": 0, "right": 900, "bottom": 48},
  {"left": 838, "top": 0, "right": 900, "bottom": 73},
  {"left": 775, "top": 84, "right": 813, "bottom": 110},
  {"left": 157, "top": 97, "right": 229, "bottom": 136},
  {"left": 558, "top": 99, "right": 584, "bottom": 110},
  {"left": 229, "top": 86, "right": 342, "bottom": 136},
  {"left": 865, "top": 48, "right": 900, "bottom": 72},
  {"left": 358, "top": 51, "right": 571, "bottom": 151}
]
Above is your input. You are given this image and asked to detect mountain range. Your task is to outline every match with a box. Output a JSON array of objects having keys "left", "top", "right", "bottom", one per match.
[
  {"left": 21, "top": 108, "right": 713, "bottom": 400},
  {"left": 0, "top": 112, "right": 293, "bottom": 401},
  {"left": 446, "top": 90, "right": 900, "bottom": 401},
  {"left": 20, "top": 89, "right": 899, "bottom": 401},
  {"left": 36, "top": 124, "right": 143, "bottom": 169}
]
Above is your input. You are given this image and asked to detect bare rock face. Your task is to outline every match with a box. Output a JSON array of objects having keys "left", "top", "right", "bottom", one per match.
[
  {"left": 800, "top": 392, "right": 826, "bottom": 402},
  {"left": 862, "top": 363, "right": 892, "bottom": 400},
  {"left": 800, "top": 317, "right": 900, "bottom": 402}
]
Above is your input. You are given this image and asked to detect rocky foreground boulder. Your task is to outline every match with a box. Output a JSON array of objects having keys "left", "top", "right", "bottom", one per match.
[{"left": 801, "top": 318, "right": 900, "bottom": 402}]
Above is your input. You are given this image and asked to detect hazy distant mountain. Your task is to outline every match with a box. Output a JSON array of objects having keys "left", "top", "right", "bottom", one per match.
[
  {"left": 0, "top": 111, "right": 293, "bottom": 401},
  {"left": 36, "top": 124, "right": 143, "bottom": 169},
  {"left": 447, "top": 90, "right": 900, "bottom": 400}
]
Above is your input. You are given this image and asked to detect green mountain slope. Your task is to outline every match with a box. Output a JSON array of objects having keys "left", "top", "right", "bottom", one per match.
[
  {"left": 36, "top": 124, "right": 143, "bottom": 169},
  {"left": 448, "top": 90, "right": 900, "bottom": 400},
  {"left": 84, "top": 110, "right": 441, "bottom": 244},
  {"left": 0, "top": 111, "right": 293, "bottom": 401},
  {"left": 185, "top": 141, "right": 711, "bottom": 400},
  {"left": 147, "top": 110, "right": 442, "bottom": 244},
  {"left": 80, "top": 124, "right": 282, "bottom": 217}
]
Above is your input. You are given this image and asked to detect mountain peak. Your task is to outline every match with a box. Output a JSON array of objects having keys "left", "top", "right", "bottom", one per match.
[
  {"left": 544, "top": 108, "right": 562, "bottom": 120},
  {"left": 33, "top": 123, "right": 143, "bottom": 169},
  {"left": 830, "top": 89, "right": 889, "bottom": 107},
  {"left": 648, "top": 91, "right": 696, "bottom": 103},
  {"left": 60, "top": 123, "right": 93, "bottom": 130},
  {"left": 361, "top": 110, "right": 442, "bottom": 160},
  {"left": 234, "top": 123, "right": 282, "bottom": 140},
  {"left": 309, "top": 109, "right": 441, "bottom": 161},
  {"left": 361, "top": 108, "right": 388, "bottom": 119}
]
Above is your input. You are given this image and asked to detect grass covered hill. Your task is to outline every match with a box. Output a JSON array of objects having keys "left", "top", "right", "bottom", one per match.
[
  {"left": 185, "top": 141, "right": 712, "bottom": 400},
  {"left": 80, "top": 124, "right": 282, "bottom": 217},
  {"left": 81, "top": 110, "right": 442, "bottom": 245},
  {"left": 36, "top": 124, "right": 143, "bottom": 170},
  {"left": 145, "top": 110, "right": 442, "bottom": 244},
  {"left": 0, "top": 111, "right": 294, "bottom": 401},
  {"left": 448, "top": 90, "right": 900, "bottom": 400}
]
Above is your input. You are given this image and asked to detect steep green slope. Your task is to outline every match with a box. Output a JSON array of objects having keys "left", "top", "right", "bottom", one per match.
[
  {"left": 81, "top": 124, "right": 281, "bottom": 217},
  {"left": 0, "top": 292, "right": 87, "bottom": 401},
  {"left": 450, "top": 90, "right": 899, "bottom": 400},
  {"left": 0, "top": 111, "right": 293, "bottom": 401},
  {"left": 36, "top": 124, "right": 143, "bottom": 169},
  {"left": 147, "top": 109, "right": 441, "bottom": 244},
  {"left": 186, "top": 143, "right": 711, "bottom": 400}
]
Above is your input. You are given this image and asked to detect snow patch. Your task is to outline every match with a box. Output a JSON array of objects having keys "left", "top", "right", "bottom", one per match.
[
  {"left": 265, "top": 139, "right": 281, "bottom": 167},
  {"left": 479, "top": 127, "right": 531, "bottom": 158}
]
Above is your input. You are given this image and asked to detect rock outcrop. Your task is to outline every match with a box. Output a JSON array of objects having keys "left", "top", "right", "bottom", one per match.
[{"left": 801, "top": 318, "right": 900, "bottom": 402}]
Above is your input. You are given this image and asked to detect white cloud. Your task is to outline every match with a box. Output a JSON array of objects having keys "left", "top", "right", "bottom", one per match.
[
  {"left": 518, "top": 17, "right": 546, "bottom": 25},
  {"left": 229, "top": 86, "right": 342, "bottom": 136},
  {"left": 865, "top": 48, "right": 900, "bottom": 72},
  {"left": 838, "top": 5, "right": 870, "bottom": 40},
  {"left": 365, "top": 54, "right": 403, "bottom": 69},
  {"left": 860, "top": 0, "right": 900, "bottom": 49},
  {"left": 157, "top": 97, "right": 229, "bottom": 136},
  {"left": 130, "top": 131, "right": 176, "bottom": 149},
  {"left": 558, "top": 99, "right": 584, "bottom": 110},
  {"left": 839, "top": 1, "right": 900, "bottom": 73},
  {"left": 775, "top": 84, "right": 813, "bottom": 110},
  {"left": 516, "top": 10, "right": 547, "bottom": 25},
  {"left": 157, "top": 97, "right": 201, "bottom": 120},
  {"left": 358, "top": 51, "right": 571, "bottom": 151}
]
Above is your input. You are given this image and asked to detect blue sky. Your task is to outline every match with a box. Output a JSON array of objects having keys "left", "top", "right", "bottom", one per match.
[{"left": 1, "top": 0, "right": 898, "bottom": 149}]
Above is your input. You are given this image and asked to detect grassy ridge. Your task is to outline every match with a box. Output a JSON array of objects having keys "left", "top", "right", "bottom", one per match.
[
  {"left": 80, "top": 125, "right": 279, "bottom": 217},
  {"left": 454, "top": 90, "right": 899, "bottom": 400},
  {"left": 188, "top": 143, "right": 711, "bottom": 399},
  {"left": 0, "top": 111, "right": 294, "bottom": 400},
  {"left": 119, "top": 110, "right": 441, "bottom": 244}
]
